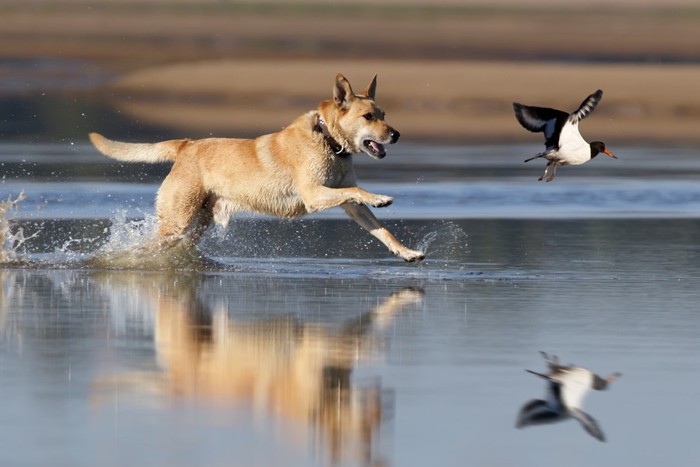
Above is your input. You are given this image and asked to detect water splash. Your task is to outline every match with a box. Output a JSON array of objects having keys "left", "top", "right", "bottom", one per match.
[
  {"left": 1, "top": 192, "right": 40, "bottom": 264},
  {"left": 417, "top": 230, "right": 439, "bottom": 253},
  {"left": 413, "top": 220, "right": 469, "bottom": 261},
  {"left": 85, "top": 210, "right": 219, "bottom": 271}
]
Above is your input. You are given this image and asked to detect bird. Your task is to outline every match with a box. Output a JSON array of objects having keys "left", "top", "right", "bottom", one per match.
[
  {"left": 513, "top": 90, "right": 617, "bottom": 182},
  {"left": 515, "top": 352, "right": 621, "bottom": 442}
]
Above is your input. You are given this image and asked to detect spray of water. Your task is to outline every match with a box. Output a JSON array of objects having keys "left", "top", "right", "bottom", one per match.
[
  {"left": 417, "top": 230, "right": 439, "bottom": 253},
  {"left": 85, "top": 210, "right": 219, "bottom": 271},
  {"left": 414, "top": 220, "right": 469, "bottom": 263},
  {"left": 1, "top": 192, "right": 39, "bottom": 264}
]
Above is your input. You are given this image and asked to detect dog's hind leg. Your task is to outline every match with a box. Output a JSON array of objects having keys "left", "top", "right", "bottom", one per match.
[
  {"left": 155, "top": 173, "right": 208, "bottom": 244},
  {"left": 187, "top": 199, "right": 215, "bottom": 245},
  {"left": 342, "top": 203, "right": 424, "bottom": 262}
]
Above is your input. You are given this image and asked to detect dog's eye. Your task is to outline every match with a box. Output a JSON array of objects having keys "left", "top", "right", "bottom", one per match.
[{"left": 363, "top": 113, "right": 374, "bottom": 121}]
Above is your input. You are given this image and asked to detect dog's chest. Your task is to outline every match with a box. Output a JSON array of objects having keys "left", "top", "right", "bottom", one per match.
[{"left": 315, "top": 155, "right": 354, "bottom": 187}]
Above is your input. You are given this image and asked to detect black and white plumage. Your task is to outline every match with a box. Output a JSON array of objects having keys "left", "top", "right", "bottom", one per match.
[
  {"left": 513, "top": 90, "right": 617, "bottom": 182},
  {"left": 515, "top": 352, "right": 621, "bottom": 442}
]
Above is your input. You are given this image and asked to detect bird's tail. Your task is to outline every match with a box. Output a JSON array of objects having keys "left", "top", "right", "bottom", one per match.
[
  {"left": 525, "top": 369, "right": 554, "bottom": 381},
  {"left": 524, "top": 152, "right": 546, "bottom": 163}
]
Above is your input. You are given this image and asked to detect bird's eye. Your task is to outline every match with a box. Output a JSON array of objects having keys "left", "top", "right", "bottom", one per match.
[{"left": 363, "top": 113, "right": 374, "bottom": 121}]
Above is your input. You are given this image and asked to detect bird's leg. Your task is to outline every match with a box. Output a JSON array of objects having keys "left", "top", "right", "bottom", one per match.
[
  {"left": 538, "top": 162, "right": 551, "bottom": 181},
  {"left": 546, "top": 164, "right": 559, "bottom": 182}
]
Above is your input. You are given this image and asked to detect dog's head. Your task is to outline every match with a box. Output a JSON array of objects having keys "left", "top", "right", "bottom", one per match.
[{"left": 326, "top": 73, "right": 400, "bottom": 159}]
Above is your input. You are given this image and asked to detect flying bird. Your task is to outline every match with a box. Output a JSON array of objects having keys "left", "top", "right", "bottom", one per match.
[
  {"left": 515, "top": 352, "right": 621, "bottom": 442},
  {"left": 513, "top": 90, "right": 617, "bottom": 182}
]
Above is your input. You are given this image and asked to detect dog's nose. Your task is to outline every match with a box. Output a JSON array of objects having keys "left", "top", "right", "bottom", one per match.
[{"left": 390, "top": 129, "right": 400, "bottom": 144}]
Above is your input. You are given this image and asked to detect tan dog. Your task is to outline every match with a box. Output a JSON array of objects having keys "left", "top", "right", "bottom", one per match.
[{"left": 89, "top": 74, "right": 424, "bottom": 262}]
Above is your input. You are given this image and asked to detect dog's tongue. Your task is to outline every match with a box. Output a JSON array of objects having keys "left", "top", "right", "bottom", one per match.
[{"left": 369, "top": 141, "right": 385, "bottom": 156}]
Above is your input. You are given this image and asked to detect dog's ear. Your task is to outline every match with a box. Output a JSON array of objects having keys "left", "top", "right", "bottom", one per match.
[
  {"left": 362, "top": 75, "right": 377, "bottom": 99},
  {"left": 334, "top": 73, "right": 355, "bottom": 109}
]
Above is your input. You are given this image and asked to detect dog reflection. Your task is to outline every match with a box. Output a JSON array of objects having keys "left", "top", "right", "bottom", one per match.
[
  {"left": 94, "top": 275, "right": 423, "bottom": 464},
  {"left": 516, "top": 352, "right": 621, "bottom": 442}
]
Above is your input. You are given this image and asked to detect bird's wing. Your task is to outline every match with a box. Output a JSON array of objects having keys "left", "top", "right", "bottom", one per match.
[
  {"left": 513, "top": 103, "right": 568, "bottom": 148},
  {"left": 515, "top": 399, "right": 545, "bottom": 428},
  {"left": 569, "top": 408, "right": 606, "bottom": 442},
  {"left": 568, "top": 90, "right": 603, "bottom": 125},
  {"left": 515, "top": 399, "right": 562, "bottom": 428}
]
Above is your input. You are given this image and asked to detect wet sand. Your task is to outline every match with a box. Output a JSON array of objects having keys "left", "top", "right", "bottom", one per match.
[
  {"left": 2, "top": 0, "right": 699, "bottom": 64},
  {"left": 106, "top": 59, "right": 700, "bottom": 144},
  {"left": 1, "top": 0, "right": 699, "bottom": 144}
]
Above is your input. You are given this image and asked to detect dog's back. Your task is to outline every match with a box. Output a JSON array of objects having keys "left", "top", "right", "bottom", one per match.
[{"left": 89, "top": 132, "right": 189, "bottom": 163}]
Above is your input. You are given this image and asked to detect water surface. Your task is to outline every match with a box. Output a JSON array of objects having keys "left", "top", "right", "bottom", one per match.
[{"left": 1, "top": 143, "right": 700, "bottom": 466}]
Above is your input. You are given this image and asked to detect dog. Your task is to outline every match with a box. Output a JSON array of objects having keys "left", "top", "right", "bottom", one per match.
[{"left": 89, "top": 74, "right": 424, "bottom": 262}]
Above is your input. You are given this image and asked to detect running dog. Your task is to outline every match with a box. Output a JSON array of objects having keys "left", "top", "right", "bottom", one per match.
[{"left": 89, "top": 74, "right": 424, "bottom": 261}]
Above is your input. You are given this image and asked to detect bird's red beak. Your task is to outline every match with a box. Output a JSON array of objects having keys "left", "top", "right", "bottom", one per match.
[{"left": 604, "top": 149, "right": 618, "bottom": 159}]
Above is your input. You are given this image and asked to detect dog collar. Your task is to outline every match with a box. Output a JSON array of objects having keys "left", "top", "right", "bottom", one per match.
[{"left": 314, "top": 115, "right": 352, "bottom": 158}]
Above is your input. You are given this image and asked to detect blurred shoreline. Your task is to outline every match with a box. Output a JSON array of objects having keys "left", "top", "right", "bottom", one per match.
[
  {"left": 1, "top": 1, "right": 699, "bottom": 145},
  {"left": 104, "top": 59, "right": 700, "bottom": 145}
]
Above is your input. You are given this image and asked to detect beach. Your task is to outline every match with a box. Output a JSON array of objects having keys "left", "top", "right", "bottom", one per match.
[
  {"left": 2, "top": 2, "right": 700, "bottom": 466},
  {"left": 1, "top": 0, "right": 699, "bottom": 144}
]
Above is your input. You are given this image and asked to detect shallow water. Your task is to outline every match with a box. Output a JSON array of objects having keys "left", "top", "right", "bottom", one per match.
[{"left": 1, "top": 143, "right": 700, "bottom": 466}]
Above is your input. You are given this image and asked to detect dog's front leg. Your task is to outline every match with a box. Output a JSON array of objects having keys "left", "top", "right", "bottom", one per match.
[
  {"left": 302, "top": 186, "right": 393, "bottom": 212},
  {"left": 342, "top": 203, "right": 425, "bottom": 262}
]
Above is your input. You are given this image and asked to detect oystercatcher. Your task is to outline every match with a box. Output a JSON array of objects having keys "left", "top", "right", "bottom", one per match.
[
  {"left": 513, "top": 90, "right": 617, "bottom": 182},
  {"left": 515, "top": 352, "right": 621, "bottom": 442}
]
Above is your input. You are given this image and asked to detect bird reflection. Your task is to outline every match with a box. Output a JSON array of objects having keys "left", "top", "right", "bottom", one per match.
[
  {"left": 92, "top": 274, "right": 424, "bottom": 465},
  {"left": 516, "top": 352, "right": 621, "bottom": 442}
]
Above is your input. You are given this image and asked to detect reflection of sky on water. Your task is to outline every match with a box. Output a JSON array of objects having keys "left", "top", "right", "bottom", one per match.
[
  {"left": 2, "top": 143, "right": 700, "bottom": 220},
  {"left": 5, "top": 178, "right": 700, "bottom": 220},
  {"left": 2, "top": 141, "right": 700, "bottom": 466},
  {"left": 2, "top": 248, "right": 700, "bottom": 466},
  {"left": 0, "top": 270, "right": 423, "bottom": 466}
]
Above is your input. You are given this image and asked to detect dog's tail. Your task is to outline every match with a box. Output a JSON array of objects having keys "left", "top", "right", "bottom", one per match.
[{"left": 89, "top": 133, "right": 187, "bottom": 163}]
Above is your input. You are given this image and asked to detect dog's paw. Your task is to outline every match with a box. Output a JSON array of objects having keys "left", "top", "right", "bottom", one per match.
[
  {"left": 368, "top": 194, "right": 394, "bottom": 208},
  {"left": 401, "top": 249, "right": 425, "bottom": 262}
]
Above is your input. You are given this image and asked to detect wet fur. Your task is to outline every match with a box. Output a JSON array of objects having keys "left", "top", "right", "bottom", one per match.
[{"left": 89, "top": 74, "right": 424, "bottom": 262}]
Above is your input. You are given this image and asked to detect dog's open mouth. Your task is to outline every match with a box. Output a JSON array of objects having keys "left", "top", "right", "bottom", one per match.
[{"left": 363, "top": 139, "right": 386, "bottom": 159}]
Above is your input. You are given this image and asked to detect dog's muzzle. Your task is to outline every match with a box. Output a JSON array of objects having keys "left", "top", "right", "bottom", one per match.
[{"left": 362, "top": 127, "right": 400, "bottom": 159}]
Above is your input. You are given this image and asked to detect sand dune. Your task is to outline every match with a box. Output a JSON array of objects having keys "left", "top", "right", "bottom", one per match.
[
  {"left": 1, "top": 1, "right": 698, "bottom": 143},
  {"left": 107, "top": 59, "right": 700, "bottom": 144}
]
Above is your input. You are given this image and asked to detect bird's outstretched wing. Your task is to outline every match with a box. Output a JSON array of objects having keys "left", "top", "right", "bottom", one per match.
[
  {"left": 513, "top": 104, "right": 567, "bottom": 133},
  {"left": 513, "top": 103, "right": 568, "bottom": 148},
  {"left": 515, "top": 399, "right": 561, "bottom": 428},
  {"left": 568, "top": 89, "right": 603, "bottom": 125},
  {"left": 569, "top": 408, "right": 606, "bottom": 442}
]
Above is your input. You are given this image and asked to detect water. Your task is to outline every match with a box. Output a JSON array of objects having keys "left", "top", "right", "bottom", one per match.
[{"left": 1, "top": 143, "right": 700, "bottom": 466}]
